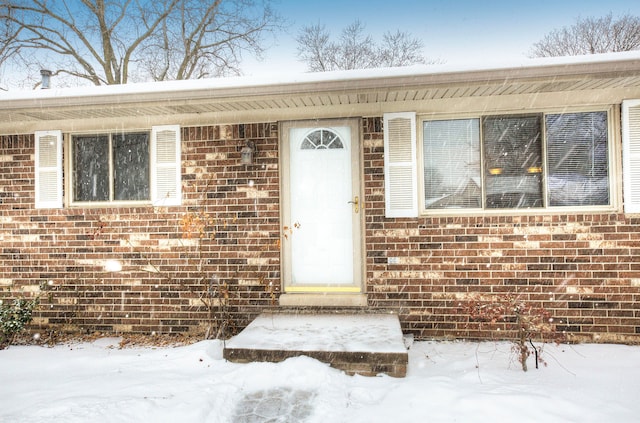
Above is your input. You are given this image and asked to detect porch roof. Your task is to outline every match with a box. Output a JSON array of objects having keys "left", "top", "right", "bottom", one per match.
[{"left": 1, "top": 51, "right": 640, "bottom": 132}]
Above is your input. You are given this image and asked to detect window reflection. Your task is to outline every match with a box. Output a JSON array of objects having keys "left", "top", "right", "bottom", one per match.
[
  {"left": 546, "top": 112, "right": 608, "bottom": 206},
  {"left": 72, "top": 132, "right": 150, "bottom": 203},
  {"left": 73, "top": 135, "right": 109, "bottom": 202},
  {"left": 423, "top": 119, "right": 481, "bottom": 209},
  {"left": 482, "top": 115, "right": 543, "bottom": 209},
  {"left": 421, "top": 110, "right": 610, "bottom": 211}
]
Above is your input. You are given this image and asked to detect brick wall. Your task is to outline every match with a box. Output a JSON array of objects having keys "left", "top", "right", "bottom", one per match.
[
  {"left": 0, "top": 124, "right": 281, "bottom": 338},
  {"left": 362, "top": 117, "right": 640, "bottom": 344},
  {"left": 2, "top": 118, "right": 640, "bottom": 344}
]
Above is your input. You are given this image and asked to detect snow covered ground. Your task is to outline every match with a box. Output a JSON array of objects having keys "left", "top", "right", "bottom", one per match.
[{"left": 1, "top": 338, "right": 639, "bottom": 422}]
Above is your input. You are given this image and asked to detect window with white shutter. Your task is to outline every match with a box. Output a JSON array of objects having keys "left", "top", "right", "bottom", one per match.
[
  {"left": 35, "top": 130, "right": 63, "bottom": 208},
  {"left": 622, "top": 100, "right": 640, "bottom": 213},
  {"left": 419, "top": 109, "right": 613, "bottom": 213},
  {"left": 151, "top": 125, "right": 182, "bottom": 206},
  {"left": 384, "top": 112, "right": 418, "bottom": 217},
  {"left": 67, "top": 125, "right": 181, "bottom": 206}
]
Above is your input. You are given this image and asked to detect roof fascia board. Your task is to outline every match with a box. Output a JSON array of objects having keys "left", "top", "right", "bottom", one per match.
[{"left": 1, "top": 56, "right": 639, "bottom": 111}]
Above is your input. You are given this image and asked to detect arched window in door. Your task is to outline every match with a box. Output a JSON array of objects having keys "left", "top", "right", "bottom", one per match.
[{"left": 300, "top": 129, "right": 344, "bottom": 150}]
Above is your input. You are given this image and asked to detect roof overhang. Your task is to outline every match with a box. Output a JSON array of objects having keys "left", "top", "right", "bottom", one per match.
[{"left": 1, "top": 51, "right": 640, "bottom": 133}]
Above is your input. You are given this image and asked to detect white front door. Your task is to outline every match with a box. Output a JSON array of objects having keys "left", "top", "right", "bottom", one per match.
[{"left": 281, "top": 119, "right": 362, "bottom": 293}]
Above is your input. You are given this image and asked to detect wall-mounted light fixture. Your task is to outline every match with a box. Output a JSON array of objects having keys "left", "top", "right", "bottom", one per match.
[{"left": 241, "top": 141, "right": 255, "bottom": 165}]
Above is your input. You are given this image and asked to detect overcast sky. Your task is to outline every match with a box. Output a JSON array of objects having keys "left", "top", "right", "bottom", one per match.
[{"left": 241, "top": 0, "right": 638, "bottom": 75}]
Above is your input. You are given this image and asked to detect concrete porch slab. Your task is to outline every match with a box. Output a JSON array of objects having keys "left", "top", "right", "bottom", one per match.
[{"left": 223, "top": 312, "right": 408, "bottom": 377}]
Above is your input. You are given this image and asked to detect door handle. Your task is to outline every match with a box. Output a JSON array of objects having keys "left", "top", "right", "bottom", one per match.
[{"left": 348, "top": 196, "right": 359, "bottom": 213}]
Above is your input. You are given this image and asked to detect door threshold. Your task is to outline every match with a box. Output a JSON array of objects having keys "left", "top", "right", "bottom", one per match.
[{"left": 279, "top": 293, "right": 367, "bottom": 307}]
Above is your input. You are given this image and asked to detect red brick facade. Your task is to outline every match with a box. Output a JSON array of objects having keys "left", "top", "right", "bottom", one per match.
[
  {"left": 362, "top": 118, "right": 640, "bottom": 344},
  {"left": 1, "top": 118, "right": 640, "bottom": 343},
  {"left": 1, "top": 124, "right": 281, "bottom": 337}
]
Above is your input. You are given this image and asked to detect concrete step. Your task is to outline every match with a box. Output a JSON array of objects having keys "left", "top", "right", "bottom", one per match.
[{"left": 223, "top": 312, "right": 408, "bottom": 377}]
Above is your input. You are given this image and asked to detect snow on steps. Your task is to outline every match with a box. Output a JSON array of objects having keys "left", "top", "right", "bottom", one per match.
[{"left": 223, "top": 312, "right": 408, "bottom": 377}]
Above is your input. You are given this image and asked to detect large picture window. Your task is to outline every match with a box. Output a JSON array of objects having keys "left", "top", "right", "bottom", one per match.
[
  {"left": 72, "top": 132, "right": 150, "bottom": 203},
  {"left": 422, "top": 110, "right": 610, "bottom": 211}
]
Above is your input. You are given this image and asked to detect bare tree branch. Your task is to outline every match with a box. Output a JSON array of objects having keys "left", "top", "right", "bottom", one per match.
[
  {"left": 296, "top": 20, "right": 434, "bottom": 72},
  {"left": 137, "top": 0, "right": 280, "bottom": 81},
  {"left": 529, "top": 13, "right": 640, "bottom": 58},
  {"left": 295, "top": 23, "right": 333, "bottom": 72},
  {"left": 0, "top": 0, "right": 282, "bottom": 87},
  {"left": 336, "top": 20, "right": 376, "bottom": 70},
  {"left": 378, "top": 30, "right": 427, "bottom": 67}
]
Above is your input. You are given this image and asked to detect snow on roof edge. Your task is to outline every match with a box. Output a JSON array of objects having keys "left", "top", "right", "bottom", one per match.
[{"left": 2, "top": 50, "right": 640, "bottom": 103}]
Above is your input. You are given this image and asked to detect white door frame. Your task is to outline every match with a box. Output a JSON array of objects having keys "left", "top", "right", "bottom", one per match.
[{"left": 279, "top": 118, "right": 364, "bottom": 301}]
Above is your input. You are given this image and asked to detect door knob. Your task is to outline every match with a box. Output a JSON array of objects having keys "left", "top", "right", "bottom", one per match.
[{"left": 348, "top": 196, "right": 359, "bottom": 213}]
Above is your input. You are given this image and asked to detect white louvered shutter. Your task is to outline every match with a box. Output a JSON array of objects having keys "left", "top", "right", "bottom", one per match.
[
  {"left": 384, "top": 112, "right": 418, "bottom": 217},
  {"left": 151, "top": 125, "right": 181, "bottom": 206},
  {"left": 34, "top": 130, "right": 63, "bottom": 208},
  {"left": 622, "top": 100, "right": 640, "bottom": 213}
]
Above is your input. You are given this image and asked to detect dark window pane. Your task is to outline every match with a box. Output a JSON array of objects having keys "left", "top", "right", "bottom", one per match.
[
  {"left": 73, "top": 135, "right": 109, "bottom": 202},
  {"left": 482, "top": 115, "right": 543, "bottom": 209},
  {"left": 322, "top": 129, "right": 344, "bottom": 149},
  {"left": 423, "top": 119, "right": 481, "bottom": 209},
  {"left": 113, "top": 133, "right": 150, "bottom": 201},
  {"left": 546, "top": 112, "right": 609, "bottom": 206}
]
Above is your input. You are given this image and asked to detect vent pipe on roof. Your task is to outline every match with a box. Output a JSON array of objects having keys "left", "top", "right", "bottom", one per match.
[{"left": 40, "top": 69, "right": 52, "bottom": 89}]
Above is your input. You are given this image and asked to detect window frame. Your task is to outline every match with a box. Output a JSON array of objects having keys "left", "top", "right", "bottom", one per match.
[
  {"left": 66, "top": 130, "right": 152, "bottom": 207},
  {"left": 417, "top": 106, "right": 620, "bottom": 216}
]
